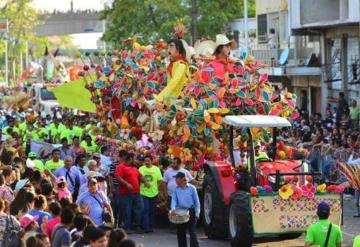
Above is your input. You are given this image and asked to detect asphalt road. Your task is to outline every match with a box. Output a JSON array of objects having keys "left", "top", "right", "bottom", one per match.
[{"left": 130, "top": 195, "right": 360, "bottom": 247}]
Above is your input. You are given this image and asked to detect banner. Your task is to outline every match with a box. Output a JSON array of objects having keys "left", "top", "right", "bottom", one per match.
[
  {"left": 30, "top": 140, "right": 61, "bottom": 160},
  {"left": 49, "top": 78, "right": 96, "bottom": 113},
  {"left": 251, "top": 193, "right": 342, "bottom": 235}
]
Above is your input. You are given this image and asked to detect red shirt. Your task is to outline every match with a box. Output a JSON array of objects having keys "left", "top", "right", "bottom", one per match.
[
  {"left": 45, "top": 216, "right": 61, "bottom": 238},
  {"left": 202, "top": 58, "right": 235, "bottom": 83},
  {"left": 115, "top": 163, "right": 141, "bottom": 194}
]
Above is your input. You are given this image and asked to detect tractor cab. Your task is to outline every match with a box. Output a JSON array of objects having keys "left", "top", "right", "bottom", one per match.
[{"left": 223, "top": 115, "right": 307, "bottom": 189}]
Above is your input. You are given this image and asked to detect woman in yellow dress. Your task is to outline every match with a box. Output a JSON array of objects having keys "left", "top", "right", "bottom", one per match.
[{"left": 153, "top": 38, "right": 190, "bottom": 102}]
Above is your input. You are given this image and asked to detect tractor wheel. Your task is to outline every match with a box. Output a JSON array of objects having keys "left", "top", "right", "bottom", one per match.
[
  {"left": 228, "top": 192, "right": 254, "bottom": 247},
  {"left": 202, "top": 173, "right": 228, "bottom": 239}
]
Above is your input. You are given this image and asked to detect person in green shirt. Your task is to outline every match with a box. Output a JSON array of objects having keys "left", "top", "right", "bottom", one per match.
[
  {"left": 48, "top": 118, "right": 65, "bottom": 144},
  {"left": 3, "top": 118, "right": 19, "bottom": 136},
  {"left": 305, "top": 201, "right": 343, "bottom": 247},
  {"left": 80, "top": 135, "right": 98, "bottom": 154},
  {"left": 349, "top": 99, "right": 359, "bottom": 129},
  {"left": 23, "top": 123, "right": 40, "bottom": 142},
  {"left": 28, "top": 151, "right": 44, "bottom": 171},
  {"left": 139, "top": 155, "right": 163, "bottom": 233},
  {"left": 60, "top": 119, "right": 76, "bottom": 144},
  {"left": 354, "top": 235, "right": 360, "bottom": 247},
  {"left": 35, "top": 119, "right": 48, "bottom": 142},
  {"left": 44, "top": 149, "right": 64, "bottom": 173}
]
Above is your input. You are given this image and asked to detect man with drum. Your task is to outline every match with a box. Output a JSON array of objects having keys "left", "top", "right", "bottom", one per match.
[{"left": 169, "top": 172, "right": 200, "bottom": 247}]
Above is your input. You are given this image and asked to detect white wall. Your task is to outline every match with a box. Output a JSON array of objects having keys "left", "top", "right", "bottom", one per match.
[{"left": 349, "top": 0, "right": 360, "bottom": 21}]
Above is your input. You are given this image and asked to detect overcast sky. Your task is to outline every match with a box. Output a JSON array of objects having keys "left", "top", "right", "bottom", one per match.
[{"left": 33, "top": 0, "right": 112, "bottom": 49}]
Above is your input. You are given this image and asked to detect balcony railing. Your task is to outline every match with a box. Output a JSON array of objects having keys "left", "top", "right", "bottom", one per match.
[{"left": 251, "top": 44, "right": 320, "bottom": 67}]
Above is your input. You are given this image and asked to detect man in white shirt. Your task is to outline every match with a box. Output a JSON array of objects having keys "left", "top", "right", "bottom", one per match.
[{"left": 163, "top": 157, "right": 195, "bottom": 203}]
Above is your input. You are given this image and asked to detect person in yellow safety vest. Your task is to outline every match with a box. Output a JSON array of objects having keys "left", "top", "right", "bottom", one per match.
[{"left": 247, "top": 142, "right": 270, "bottom": 171}]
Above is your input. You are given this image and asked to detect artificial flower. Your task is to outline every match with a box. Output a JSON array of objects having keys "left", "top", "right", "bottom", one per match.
[
  {"left": 250, "top": 186, "right": 258, "bottom": 197},
  {"left": 256, "top": 186, "right": 265, "bottom": 194},
  {"left": 291, "top": 185, "right": 303, "bottom": 200},
  {"left": 264, "top": 185, "right": 273, "bottom": 193},
  {"left": 149, "top": 130, "right": 164, "bottom": 141},
  {"left": 279, "top": 184, "right": 294, "bottom": 200},
  {"left": 301, "top": 183, "right": 316, "bottom": 199},
  {"left": 317, "top": 184, "right": 327, "bottom": 193},
  {"left": 335, "top": 185, "right": 345, "bottom": 193},
  {"left": 326, "top": 185, "right": 337, "bottom": 192}
]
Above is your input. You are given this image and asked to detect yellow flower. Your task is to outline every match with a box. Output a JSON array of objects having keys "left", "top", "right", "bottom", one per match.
[
  {"left": 317, "top": 184, "right": 326, "bottom": 193},
  {"left": 279, "top": 184, "right": 294, "bottom": 200}
]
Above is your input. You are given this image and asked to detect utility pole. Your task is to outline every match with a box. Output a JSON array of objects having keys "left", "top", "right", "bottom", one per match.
[
  {"left": 244, "top": 0, "right": 249, "bottom": 52},
  {"left": 191, "top": 0, "right": 198, "bottom": 45}
]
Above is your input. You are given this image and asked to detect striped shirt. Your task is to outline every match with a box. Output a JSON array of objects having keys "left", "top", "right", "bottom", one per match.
[{"left": 110, "top": 161, "right": 119, "bottom": 187}]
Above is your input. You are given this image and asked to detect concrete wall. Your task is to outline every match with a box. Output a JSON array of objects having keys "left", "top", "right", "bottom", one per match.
[
  {"left": 290, "top": 0, "right": 359, "bottom": 29},
  {"left": 349, "top": 0, "right": 360, "bottom": 20},
  {"left": 300, "top": 0, "right": 339, "bottom": 25},
  {"left": 256, "top": 0, "right": 281, "bottom": 15}
]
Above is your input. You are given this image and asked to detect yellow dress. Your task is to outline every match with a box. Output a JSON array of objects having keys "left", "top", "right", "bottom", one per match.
[{"left": 153, "top": 61, "right": 189, "bottom": 101}]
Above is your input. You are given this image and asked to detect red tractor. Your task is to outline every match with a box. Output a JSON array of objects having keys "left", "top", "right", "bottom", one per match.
[{"left": 202, "top": 115, "right": 342, "bottom": 247}]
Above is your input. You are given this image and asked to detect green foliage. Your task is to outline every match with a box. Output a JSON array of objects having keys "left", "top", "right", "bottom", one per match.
[
  {"left": 101, "top": 0, "right": 255, "bottom": 47},
  {"left": 0, "top": 0, "right": 77, "bottom": 82}
]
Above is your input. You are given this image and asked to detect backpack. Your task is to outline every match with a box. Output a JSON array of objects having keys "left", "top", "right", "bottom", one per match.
[{"left": 3, "top": 215, "right": 21, "bottom": 247}]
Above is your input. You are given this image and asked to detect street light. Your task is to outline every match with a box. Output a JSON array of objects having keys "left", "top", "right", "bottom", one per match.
[{"left": 244, "top": 0, "right": 249, "bottom": 52}]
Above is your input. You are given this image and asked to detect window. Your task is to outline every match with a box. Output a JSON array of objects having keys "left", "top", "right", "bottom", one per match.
[
  {"left": 257, "top": 14, "right": 267, "bottom": 43},
  {"left": 40, "top": 88, "right": 56, "bottom": 101}
]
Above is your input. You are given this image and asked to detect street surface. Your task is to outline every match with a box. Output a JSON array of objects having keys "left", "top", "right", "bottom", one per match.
[{"left": 131, "top": 195, "right": 360, "bottom": 247}]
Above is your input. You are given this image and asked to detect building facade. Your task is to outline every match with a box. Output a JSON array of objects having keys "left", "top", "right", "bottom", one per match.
[
  {"left": 253, "top": 0, "right": 360, "bottom": 115},
  {"left": 290, "top": 0, "right": 360, "bottom": 114}
]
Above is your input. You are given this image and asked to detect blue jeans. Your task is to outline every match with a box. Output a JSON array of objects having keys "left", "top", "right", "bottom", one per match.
[
  {"left": 120, "top": 193, "right": 143, "bottom": 230},
  {"left": 142, "top": 195, "right": 157, "bottom": 232}
]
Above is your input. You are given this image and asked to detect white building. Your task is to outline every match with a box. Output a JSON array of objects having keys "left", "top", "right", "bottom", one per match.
[{"left": 253, "top": 0, "right": 360, "bottom": 115}]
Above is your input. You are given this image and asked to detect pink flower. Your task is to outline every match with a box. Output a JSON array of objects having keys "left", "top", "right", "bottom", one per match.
[
  {"left": 335, "top": 185, "right": 345, "bottom": 193},
  {"left": 301, "top": 183, "right": 316, "bottom": 199},
  {"left": 264, "top": 185, "right": 273, "bottom": 193},
  {"left": 291, "top": 185, "right": 303, "bottom": 200}
]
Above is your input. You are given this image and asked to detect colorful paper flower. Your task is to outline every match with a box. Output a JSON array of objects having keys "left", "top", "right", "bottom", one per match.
[
  {"left": 149, "top": 130, "right": 164, "bottom": 141},
  {"left": 301, "top": 183, "right": 316, "bottom": 199},
  {"left": 291, "top": 185, "right": 303, "bottom": 200},
  {"left": 279, "top": 184, "right": 294, "bottom": 200},
  {"left": 335, "top": 185, "right": 345, "bottom": 193},
  {"left": 264, "top": 185, "right": 273, "bottom": 193},
  {"left": 256, "top": 186, "right": 265, "bottom": 194},
  {"left": 250, "top": 186, "right": 258, "bottom": 197},
  {"left": 317, "top": 184, "right": 327, "bottom": 193},
  {"left": 326, "top": 185, "right": 337, "bottom": 192}
]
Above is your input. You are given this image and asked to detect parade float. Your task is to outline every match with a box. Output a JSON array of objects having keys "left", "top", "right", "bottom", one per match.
[{"left": 66, "top": 25, "right": 342, "bottom": 247}]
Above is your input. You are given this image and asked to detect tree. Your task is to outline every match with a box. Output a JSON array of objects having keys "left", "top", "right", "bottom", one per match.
[
  {"left": 0, "top": 0, "right": 77, "bottom": 84},
  {"left": 0, "top": 0, "right": 40, "bottom": 83},
  {"left": 101, "top": 0, "right": 255, "bottom": 47}
]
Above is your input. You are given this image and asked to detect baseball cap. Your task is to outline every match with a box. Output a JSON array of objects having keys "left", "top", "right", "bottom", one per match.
[
  {"left": 20, "top": 214, "right": 39, "bottom": 229},
  {"left": 28, "top": 152, "right": 37, "bottom": 158},
  {"left": 88, "top": 178, "right": 97, "bottom": 185},
  {"left": 173, "top": 172, "right": 186, "bottom": 179},
  {"left": 56, "top": 176, "right": 66, "bottom": 185},
  {"left": 317, "top": 201, "right": 330, "bottom": 214}
]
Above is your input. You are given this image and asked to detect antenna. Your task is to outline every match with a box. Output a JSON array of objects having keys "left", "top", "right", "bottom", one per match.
[{"left": 278, "top": 48, "right": 289, "bottom": 66}]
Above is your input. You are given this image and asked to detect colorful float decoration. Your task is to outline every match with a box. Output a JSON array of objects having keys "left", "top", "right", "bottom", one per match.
[{"left": 76, "top": 28, "right": 302, "bottom": 169}]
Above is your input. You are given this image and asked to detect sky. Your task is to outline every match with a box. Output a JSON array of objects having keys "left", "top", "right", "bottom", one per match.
[{"left": 32, "top": 0, "right": 112, "bottom": 49}]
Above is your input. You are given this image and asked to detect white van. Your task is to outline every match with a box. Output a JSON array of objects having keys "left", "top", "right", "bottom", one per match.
[{"left": 29, "top": 83, "right": 59, "bottom": 116}]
